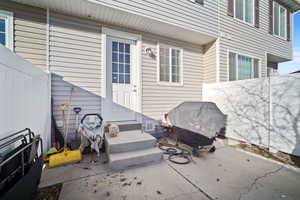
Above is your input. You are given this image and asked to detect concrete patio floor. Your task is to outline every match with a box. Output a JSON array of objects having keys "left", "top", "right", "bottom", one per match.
[{"left": 40, "top": 142, "right": 300, "bottom": 200}]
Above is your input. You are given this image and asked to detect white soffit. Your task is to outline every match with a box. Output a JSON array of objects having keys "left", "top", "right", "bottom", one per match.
[{"left": 12, "top": 0, "right": 216, "bottom": 45}]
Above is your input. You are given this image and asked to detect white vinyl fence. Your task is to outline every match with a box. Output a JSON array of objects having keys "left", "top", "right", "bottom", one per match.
[
  {"left": 0, "top": 45, "right": 50, "bottom": 152},
  {"left": 203, "top": 74, "right": 300, "bottom": 157}
]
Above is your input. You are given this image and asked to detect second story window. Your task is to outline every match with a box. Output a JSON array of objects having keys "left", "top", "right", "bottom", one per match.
[
  {"left": 235, "top": 0, "right": 254, "bottom": 24},
  {"left": 0, "top": 10, "right": 13, "bottom": 50},
  {"left": 273, "top": 2, "right": 287, "bottom": 39},
  {"left": 158, "top": 45, "right": 182, "bottom": 84}
]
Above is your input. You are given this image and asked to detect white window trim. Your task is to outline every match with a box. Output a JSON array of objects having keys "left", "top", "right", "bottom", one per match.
[
  {"left": 0, "top": 10, "right": 13, "bottom": 51},
  {"left": 227, "top": 50, "right": 261, "bottom": 81},
  {"left": 233, "top": 0, "right": 255, "bottom": 26},
  {"left": 157, "top": 43, "right": 183, "bottom": 86},
  {"left": 273, "top": 1, "right": 287, "bottom": 40}
]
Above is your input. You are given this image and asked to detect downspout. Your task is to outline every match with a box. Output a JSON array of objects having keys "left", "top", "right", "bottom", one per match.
[
  {"left": 46, "top": 7, "right": 52, "bottom": 151},
  {"left": 216, "top": 0, "right": 221, "bottom": 83},
  {"left": 268, "top": 74, "right": 271, "bottom": 150}
]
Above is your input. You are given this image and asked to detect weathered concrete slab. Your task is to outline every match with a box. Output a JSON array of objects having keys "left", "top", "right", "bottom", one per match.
[
  {"left": 241, "top": 167, "right": 300, "bottom": 200},
  {"left": 41, "top": 143, "right": 300, "bottom": 200},
  {"left": 167, "top": 146, "right": 300, "bottom": 200},
  {"left": 58, "top": 162, "right": 209, "bottom": 200},
  {"left": 40, "top": 154, "right": 110, "bottom": 188}
]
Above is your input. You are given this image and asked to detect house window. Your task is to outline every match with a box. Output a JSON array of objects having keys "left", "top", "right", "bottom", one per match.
[
  {"left": 229, "top": 52, "right": 259, "bottom": 81},
  {"left": 0, "top": 10, "right": 13, "bottom": 50},
  {"left": 159, "top": 45, "right": 182, "bottom": 83},
  {"left": 273, "top": 2, "right": 287, "bottom": 39},
  {"left": 235, "top": 0, "right": 254, "bottom": 24}
]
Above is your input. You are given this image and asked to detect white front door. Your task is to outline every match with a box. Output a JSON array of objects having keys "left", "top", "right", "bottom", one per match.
[{"left": 105, "top": 36, "right": 137, "bottom": 121}]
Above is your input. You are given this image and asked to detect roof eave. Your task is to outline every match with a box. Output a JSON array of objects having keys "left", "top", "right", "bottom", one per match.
[{"left": 279, "top": 0, "right": 300, "bottom": 12}]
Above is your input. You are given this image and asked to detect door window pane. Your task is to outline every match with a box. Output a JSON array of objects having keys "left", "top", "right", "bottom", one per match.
[
  {"left": 111, "top": 41, "right": 131, "bottom": 84},
  {"left": 112, "top": 42, "right": 118, "bottom": 51},
  {"left": 125, "top": 44, "right": 130, "bottom": 53},
  {"left": 125, "top": 54, "right": 130, "bottom": 63},
  {"left": 119, "top": 53, "right": 124, "bottom": 63},
  {"left": 119, "top": 74, "right": 124, "bottom": 83},
  {"left": 0, "top": 19, "right": 5, "bottom": 46},
  {"left": 112, "top": 53, "right": 118, "bottom": 62},
  {"left": 119, "top": 63, "right": 124, "bottom": 73},
  {"left": 0, "top": 19, "right": 5, "bottom": 32},
  {"left": 125, "top": 64, "right": 130, "bottom": 73},
  {"left": 112, "top": 73, "right": 118, "bottom": 83},
  {"left": 119, "top": 43, "right": 124, "bottom": 52},
  {"left": 112, "top": 63, "right": 118, "bottom": 72},
  {"left": 125, "top": 74, "right": 130, "bottom": 84},
  {"left": 0, "top": 33, "right": 5, "bottom": 46}
]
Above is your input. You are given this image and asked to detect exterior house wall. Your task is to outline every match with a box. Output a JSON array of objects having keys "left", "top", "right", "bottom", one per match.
[
  {"left": 141, "top": 35, "right": 203, "bottom": 122},
  {"left": 49, "top": 11, "right": 203, "bottom": 133},
  {"left": 0, "top": 1, "right": 47, "bottom": 70},
  {"left": 91, "top": 0, "right": 218, "bottom": 38},
  {"left": 218, "top": 0, "right": 293, "bottom": 82},
  {"left": 203, "top": 40, "right": 217, "bottom": 83},
  {"left": 49, "top": 12, "right": 102, "bottom": 135}
]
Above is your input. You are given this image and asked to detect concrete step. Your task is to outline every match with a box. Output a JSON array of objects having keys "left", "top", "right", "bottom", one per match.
[
  {"left": 105, "top": 130, "right": 157, "bottom": 154},
  {"left": 105, "top": 121, "right": 142, "bottom": 132},
  {"left": 109, "top": 148, "right": 163, "bottom": 170}
]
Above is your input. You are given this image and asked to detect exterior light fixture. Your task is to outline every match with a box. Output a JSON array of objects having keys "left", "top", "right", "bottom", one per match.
[{"left": 145, "top": 47, "right": 155, "bottom": 58}]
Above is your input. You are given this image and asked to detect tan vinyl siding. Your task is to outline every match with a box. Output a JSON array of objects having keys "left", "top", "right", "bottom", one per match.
[
  {"left": 0, "top": 1, "right": 47, "bottom": 70},
  {"left": 48, "top": 11, "right": 204, "bottom": 125},
  {"left": 203, "top": 41, "right": 217, "bottom": 83},
  {"left": 219, "top": 0, "right": 292, "bottom": 82},
  {"left": 141, "top": 36, "right": 203, "bottom": 120},
  {"left": 49, "top": 12, "right": 102, "bottom": 136},
  {"left": 93, "top": 0, "right": 218, "bottom": 38}
]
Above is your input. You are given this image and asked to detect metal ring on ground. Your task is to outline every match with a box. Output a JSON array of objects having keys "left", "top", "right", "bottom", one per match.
[
  {"left": 165, "top": 147, "right": 178, "bottom": 155},
  {"left": 168, "top": 154, "right": 191, "bottom": 164},
  {"left": 158, "top": 142, "right": 191, "bottom": 164}
]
